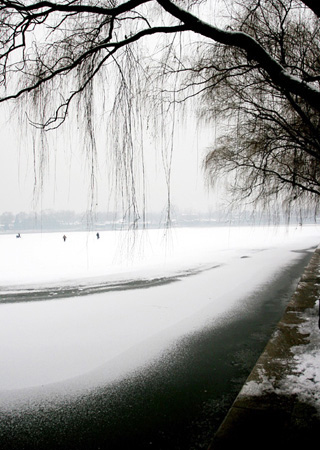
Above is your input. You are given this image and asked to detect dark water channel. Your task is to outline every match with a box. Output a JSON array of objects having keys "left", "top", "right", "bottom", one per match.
[{"left": 0, "top": 250, "right": 314, "bottom": 450}]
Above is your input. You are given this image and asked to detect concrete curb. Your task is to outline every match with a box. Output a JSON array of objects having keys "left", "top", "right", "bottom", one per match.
[{"left": 208, "top": 247, "right": 320, "bottom": 449}]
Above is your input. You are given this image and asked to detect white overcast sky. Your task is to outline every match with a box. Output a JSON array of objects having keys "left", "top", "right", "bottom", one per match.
[{"left": 0, "top": 104, "right": 221, "bottom": 216}]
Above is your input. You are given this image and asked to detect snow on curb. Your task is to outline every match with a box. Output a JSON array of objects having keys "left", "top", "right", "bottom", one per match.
[
  {"left": 279, "top": 303, "right": 320, "bottom": 412},
  {"left": 242, "top": 294, "right": 320, "bottom": 415}
]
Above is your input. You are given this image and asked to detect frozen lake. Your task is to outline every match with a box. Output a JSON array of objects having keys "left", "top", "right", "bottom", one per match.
[{"left": 0, "top": 224, "right": 319, "bottom": 449}]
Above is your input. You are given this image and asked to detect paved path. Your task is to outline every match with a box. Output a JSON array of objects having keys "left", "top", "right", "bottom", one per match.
[{"left": 208, "top": 247, "right": 320, "bottom": 450}]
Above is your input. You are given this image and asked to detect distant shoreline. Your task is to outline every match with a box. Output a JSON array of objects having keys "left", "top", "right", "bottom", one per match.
[
  {"left": 1, "top": 209, "right": 318, "bottom": 234},
  {"left": 1, "top": 220, "right": 317, "bottom": 235}
]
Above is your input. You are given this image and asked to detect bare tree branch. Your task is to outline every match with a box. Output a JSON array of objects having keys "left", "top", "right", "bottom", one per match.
[
  {"left": 157, "top": 0, "right": 320, "bottom": 112},
  {"left": 0, "top": 0, "right": 319, "bottom": 219}
]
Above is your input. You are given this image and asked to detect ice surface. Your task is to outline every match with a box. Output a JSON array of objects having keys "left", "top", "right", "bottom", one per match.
[{"left": 0, "top": 225, "right": 319, "bottom": 391}]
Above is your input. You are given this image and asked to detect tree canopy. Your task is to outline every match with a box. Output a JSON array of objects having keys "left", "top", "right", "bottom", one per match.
[{"left": 0, "top": 0, "right": 319, "bottom": 220}]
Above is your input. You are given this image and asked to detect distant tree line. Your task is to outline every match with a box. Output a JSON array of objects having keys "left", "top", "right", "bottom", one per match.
[
  {"left": 0, "top": 210, "right": 112, "bottom": 231},
  {"left": 0, "top": 210, "right": 166, "bottom": 231},
  {"left": 0, "top": 208, "right": 318, "bottom": 232}
]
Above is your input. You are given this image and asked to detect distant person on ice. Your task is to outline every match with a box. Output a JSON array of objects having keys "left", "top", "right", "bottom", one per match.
[
  {"left": 63, "top": 235, "right": 67, "bottom": 242},
  {"left": 16, "top": 233, "right": 21, "bottom": 238},
  {"left": 96, "top": 232, "right": 100, "bottom": 239}
]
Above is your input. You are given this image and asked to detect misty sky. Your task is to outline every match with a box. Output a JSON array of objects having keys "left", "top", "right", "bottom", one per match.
[{"left": 0, "top": 105, "right": 219, "bottom": 216}]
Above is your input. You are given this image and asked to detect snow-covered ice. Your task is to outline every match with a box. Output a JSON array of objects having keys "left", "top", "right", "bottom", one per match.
[{"left": 0, "top": 224, "right": 319, "bottom": 392}]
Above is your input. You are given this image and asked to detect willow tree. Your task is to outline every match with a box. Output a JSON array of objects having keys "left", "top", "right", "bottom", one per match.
[
  {"left": 0, "top": 0, "right": 319, "bottom": 221},
  {"left": 200, "top": 0, "right": 320, "bottom": 219}
]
